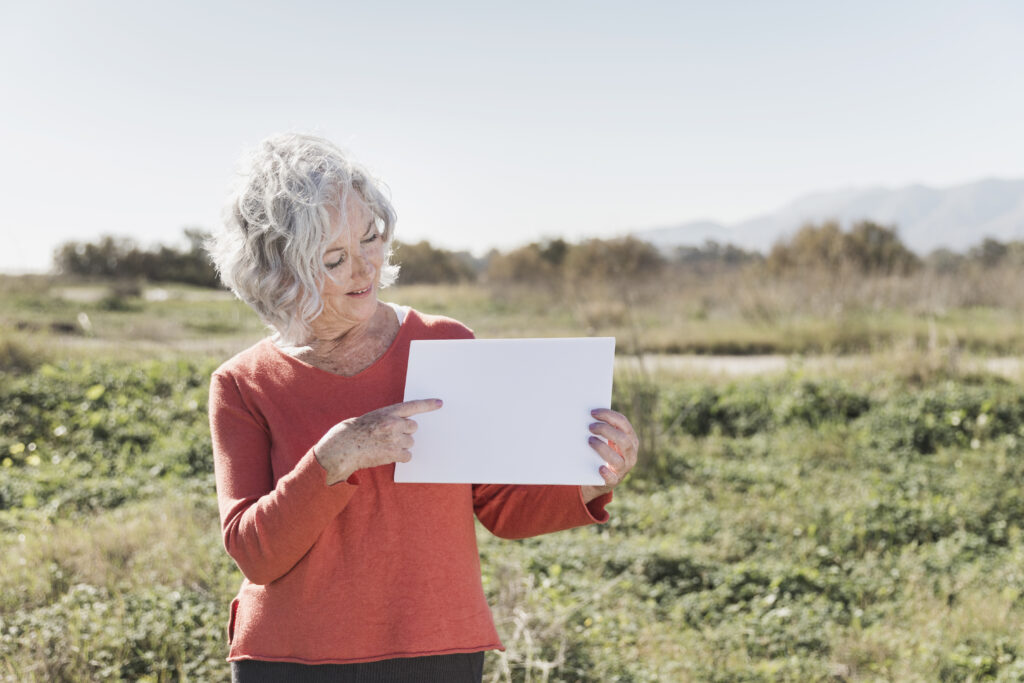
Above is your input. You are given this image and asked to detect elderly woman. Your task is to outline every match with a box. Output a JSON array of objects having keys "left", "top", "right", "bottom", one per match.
[{"left": 207, "top": 133, "right": 639, "bottom": 683}]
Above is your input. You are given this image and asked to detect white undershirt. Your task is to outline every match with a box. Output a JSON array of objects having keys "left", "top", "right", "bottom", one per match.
[{"left": 386, "top": 302, "right": 409, "bottom": 326}]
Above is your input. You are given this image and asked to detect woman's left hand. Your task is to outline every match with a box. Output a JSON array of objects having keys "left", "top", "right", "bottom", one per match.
[{"left": 581, "top": 409, "right": 640, "bottom": 503}]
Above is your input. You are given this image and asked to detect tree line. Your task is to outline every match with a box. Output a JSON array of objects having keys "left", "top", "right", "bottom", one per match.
[
  {"left": 53, "top": 229, "right": 220, "bottom": 288},
  {"left": 52, "top": 221, "right": 1024, "bottom": 288}
]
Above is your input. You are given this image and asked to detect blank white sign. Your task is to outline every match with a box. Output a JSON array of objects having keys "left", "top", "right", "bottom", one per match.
[{"left": 395, "top": 337, "right": 615, "bottom": 485}]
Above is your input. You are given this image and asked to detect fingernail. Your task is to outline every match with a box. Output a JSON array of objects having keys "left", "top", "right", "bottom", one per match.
[
  {"left": 589, "top": 422, "right": 601, "bottom": 431},
  {"left": 435, "top": 399, "right": 443, "bottom": 407},
  {"left": 589, "top": 436, "right": 601, "bottom": 445},
  {"left": 591, "top": 409, "right": 600, "bottom": 416}
]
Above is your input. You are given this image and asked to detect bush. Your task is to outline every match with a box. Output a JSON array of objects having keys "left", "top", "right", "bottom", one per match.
[
  {"left": 562, "top": 236, "right": 664, "bottom": 284},
  {"left": 54, "top": 229, "right": 220, "bottom": 288},
  {"left": 857, "top": 382, "right": 1024, "bottom": 456},
  {"left": 393, "top": 240, "right": 478, "bottom": 284},
  {"left": 767, "top": 220, "right": 920, "bottom": 276},
  {"left": 662, "top": 378, "right": 871, "bottom": 438},
  {"left": 0, "top": 336, "right": 44, "bottom": 375},
  {"left": 485, "top": 241, "right": 564, "bottom": 285}
]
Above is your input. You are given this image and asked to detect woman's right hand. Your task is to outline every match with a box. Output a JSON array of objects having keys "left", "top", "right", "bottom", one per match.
[{"left": 314, "top": 399, "right": 443, "bottom": 485}]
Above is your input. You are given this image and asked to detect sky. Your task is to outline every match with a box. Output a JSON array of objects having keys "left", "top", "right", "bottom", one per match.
[{"left": 1, "top": 0, "right": 1023, "bottom": 273}]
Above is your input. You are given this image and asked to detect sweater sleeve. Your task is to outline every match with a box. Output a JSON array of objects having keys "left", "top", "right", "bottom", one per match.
[
  {"left": 472, "top": 484, "right": 612, "bottom": 539},
  {"left": 209, "top": 371, "right": 359, "bottom": 585}
]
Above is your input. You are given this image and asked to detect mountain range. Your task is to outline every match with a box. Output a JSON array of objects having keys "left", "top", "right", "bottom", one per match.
[{"left": 632, "top": 178, "right": 1024, "bottom": 255}]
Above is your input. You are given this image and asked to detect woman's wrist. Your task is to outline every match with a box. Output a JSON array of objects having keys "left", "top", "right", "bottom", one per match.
[
  {"left": 313, "top": 439, "right": 354, "bottom": 486},
  {"left": 580, "top": 484, "right": 610, "bottom": 504}
]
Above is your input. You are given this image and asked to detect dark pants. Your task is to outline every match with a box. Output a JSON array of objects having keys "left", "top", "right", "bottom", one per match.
[{"left": 230, "top": 652, "right": 485, "bottom": 683}]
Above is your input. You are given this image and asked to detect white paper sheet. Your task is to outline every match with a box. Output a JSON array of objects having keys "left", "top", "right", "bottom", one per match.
[{"left": 395, "top": 337, "right": 615, "bottom": 485}]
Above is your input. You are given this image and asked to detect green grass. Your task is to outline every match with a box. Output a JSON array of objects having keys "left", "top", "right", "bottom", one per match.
[
  {"left": 4, "top": 274, "right": 1024, "bottom": 680},
  {"left": 2, "top": 354, "right": 1024, "bottom": 680}
]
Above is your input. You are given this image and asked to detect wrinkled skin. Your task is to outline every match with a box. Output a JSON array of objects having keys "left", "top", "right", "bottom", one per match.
[{"left": 316, "top": 399, "right": 443, "bottom": 484}]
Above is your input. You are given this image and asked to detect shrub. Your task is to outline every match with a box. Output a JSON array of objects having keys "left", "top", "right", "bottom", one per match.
[
  {"left": 0, "top": 336, "right": 44, "bottom": 375},
  {"left": 393, "top": 240, "right": 478, "bottom": 284},
  {"left": 767, "top": 220, "right": 920, "bottom": 276},
  {"left": 857, "top": 382, "right": 1024, "bottom": 456},
  {"left": 662, "top": 378, "right": 870, "bottom": 438}
]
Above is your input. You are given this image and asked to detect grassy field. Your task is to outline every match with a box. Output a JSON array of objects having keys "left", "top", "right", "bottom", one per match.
[
  {"left": 6, "top": 270, "right": 1024, "bottom": 359},
  {"left": 2, "top": 276, "right": 1024, "bottom": 681}
]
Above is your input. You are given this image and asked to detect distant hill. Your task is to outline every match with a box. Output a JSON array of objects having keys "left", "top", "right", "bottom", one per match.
[{"left": 633, "top": 179, "right": 1024, "bottom": 254}]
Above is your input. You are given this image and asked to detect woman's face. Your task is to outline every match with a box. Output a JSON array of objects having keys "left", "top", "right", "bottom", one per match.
[{"left": 310, "top": 195, "right": 385, "bottom": 338}]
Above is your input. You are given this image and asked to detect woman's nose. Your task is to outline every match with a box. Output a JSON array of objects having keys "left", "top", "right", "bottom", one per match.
[{"left": 352, "top": 248, "right": 375, "bottom": 279}]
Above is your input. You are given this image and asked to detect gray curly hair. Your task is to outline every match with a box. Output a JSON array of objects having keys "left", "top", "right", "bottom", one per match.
[{"left": 208, "top": 133, "right": 399, "bottom": 345}]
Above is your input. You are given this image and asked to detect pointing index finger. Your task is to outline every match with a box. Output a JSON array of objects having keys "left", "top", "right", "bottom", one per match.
[{"left": 389, "top": 398, "right": 444, "bottom": 417}]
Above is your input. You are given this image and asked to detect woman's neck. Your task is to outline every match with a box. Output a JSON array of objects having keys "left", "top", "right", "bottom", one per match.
[{"left": 285, "top": 303, "right": 401, "bottom": 376}]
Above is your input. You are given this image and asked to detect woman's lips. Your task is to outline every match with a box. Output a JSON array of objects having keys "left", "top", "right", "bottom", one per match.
[{"left": 346, "top": 285, "right": 373, "bottom": 297}]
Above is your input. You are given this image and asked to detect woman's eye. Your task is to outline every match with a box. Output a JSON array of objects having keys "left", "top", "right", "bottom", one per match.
[
  {"left": 325, "top": 254, "right": 346, "bottom": 269},
  {"left": 361, "top": 233, "right": 380, "bottom": 244}
]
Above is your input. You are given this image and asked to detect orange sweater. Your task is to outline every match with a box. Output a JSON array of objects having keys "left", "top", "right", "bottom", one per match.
[{"left": 209, "top": 309, "right": 612, "bottom": 664}]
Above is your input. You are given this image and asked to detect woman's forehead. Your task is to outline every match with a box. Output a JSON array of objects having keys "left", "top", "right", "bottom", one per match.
[
  {"left": 326, "top": 192, "right": 369, "bottom": 224},
  {"left": 325, "top": 200, "right": 374, "bottom": 249},
  {"left": 342, "top": 194, "right": 372, "bottom": 223}
]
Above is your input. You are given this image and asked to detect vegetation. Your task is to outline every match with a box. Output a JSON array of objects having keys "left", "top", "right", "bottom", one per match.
[
  {"left": 391, "top": 240, "right": 480, "bottom": 284},
  {"left": 53, "top": 221, "right": 1024, "bottom": 292},
  {"left": 9, "top": 255, "right": 1024, "bottom": 362},
  {"left": 766, "top": 220, "right": 921, "bottom": 276},
  {"left": 4, "top": 225, "right": 1024, "bottom": 680},
  {"left": 54, "top": 230, "right": 220, "bottom": 289},
  {"left": 2, "top": 347, "right": 1024, "bottom": 680}
]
